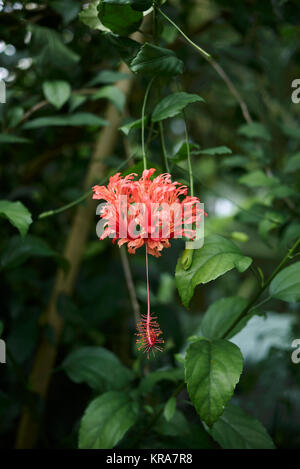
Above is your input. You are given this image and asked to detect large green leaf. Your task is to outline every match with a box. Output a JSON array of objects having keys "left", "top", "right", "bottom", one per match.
[
  {"left": 23, "top": 113, "right": 108, "bottom": 129},
  {"left": 130, "top": 43, "right": 184, "bottom": 76},
  {"left": 98, "top": 1, "right": 143, "bottom": 36},
  {"left": 91, "top": 85, "right": 126, "bottom": 112},
  {"left": 0, "top": 200, "right": 32, "bottom": 237},
  {"left": 42, "top": 80, "right": 71, "bottom": 109},
  {"left": 269, "top": 262, "right": 300, "bottom": 303},
  {"left": 201, "top": 296, "right": 255, "bottom": 340},
  {"left": 79, "top": 391, "right": 139, "bottom": 449},
  {"left": 211, "top": 404, "right": 275, "bottom": 449},
  {"left": 62, "top": 346, "right": 134, "bottom": 391},
  {"left": 152, "top": 92, "right": 204, "bottom": 122},
  {"left": 175, "top": 235, "right": 252, "bottom": 308},
  {"left": 185, "top": 338, "right": 243, "bottom": 426}
]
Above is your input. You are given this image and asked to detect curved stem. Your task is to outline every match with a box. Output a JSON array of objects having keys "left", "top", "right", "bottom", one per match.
[
  {"left": 38, "top": 191, "right": 92, "bottom": 219},
  {"left": 142, "top": 78, "right": 155, "bottom": 170},
  {"left": 158, "top": 7, "right": 253, "bottom": 124},
  {"left": 37, "top": 152, "right": 136, "bottom": 219},
  {"left": 157, "top": 7, "right": 211, "bottom": 59}
]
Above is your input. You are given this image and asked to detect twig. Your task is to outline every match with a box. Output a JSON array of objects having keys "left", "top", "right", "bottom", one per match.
[{"left": 207, "top": 58, "right": 252, "bottom": 124}]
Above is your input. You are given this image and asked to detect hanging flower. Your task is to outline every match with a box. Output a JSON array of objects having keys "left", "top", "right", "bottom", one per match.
[{"left": 93, "top": 168, "right": 204, "bottom": 258}]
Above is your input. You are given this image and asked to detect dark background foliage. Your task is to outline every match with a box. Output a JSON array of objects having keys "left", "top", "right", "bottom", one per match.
[{"left": 0, "top": 0, "right": 299, "bottom": 449}]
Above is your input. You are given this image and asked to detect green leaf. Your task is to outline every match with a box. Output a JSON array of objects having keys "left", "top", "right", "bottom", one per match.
[
  {"left": 171, "top": 141, "right": 200, "bottom": 162},
  {"left": 269, "top": 262, "right": 300, "bottom": 303},
  {"left": 152, "top": 92, "right": 204, "bottom": 122},
  {"left": 0, "top": 200, "right": 32, "bottom": 237},
  {"left": 0, "top": 235, "right": 66, "bottom": 271},
  {"left": 42, "top": 80, "right": 71, "bottom": 109},
  {"left": 6, "top": 106, "right": 24, "bottom": 128},
  {"left": 220, "top": 155, "right": 249, "bottom": 168},
  {"left": 130, "top": 43, "right": 184, "bottom": 76},
  {"left": 164, "top": 397, "right": 176, "bottom": 422},
  {"left": 195, "top": 146, "right": 232, "bottom": 156},
  {"left": 79, "top": 391, "right": 139, "bottom": 449},
  {"left": 258, "top": 210, "right": 285, "bottom": 243},
  {"left": 23, "top": 113, "right": 108, "bottom": 129},
  {"left": 185, "top": 338, "right": 243, "bottom": 426},
  {"left": 51, "top": 0, "right": 80, "bottom": 24},
  {"left": 98, "top": 2, "right": 143, "bottom": 36},
  {"left": 62, "top": 346, "right": 134, "bottom": 391},
  {"left": 201, "top": 296, "right": 256, "bottom": 340},
  {"left": 29, "top": 25, "right": 80, "bottom": 70},
  {"left": 284, "top": 151, "right": 300, "bottom": 173},
  {"left": 281, "top": 123, "right": 300, "bottom": 141},
  {"left": 119, "top": 116, "right": 147, "bottom": 135},
  {"left": 88, "top": 70, "right": 130, "bottom": 86},
  {"left": 79, "top": 0, "right": 109, "bottom": 31},
  {"left": 0, "top": 134, "right": 31, "bottom": 144},
  {"left": 105, "top": 34, "right": 141, "bottom": 65},
  {"left": 238, "top": 122, "right": 271, "bottom": 141},
  {"left": 68, "top": 95, "right": 87, "bottom": 112},
  {"left": 269, "top": 185, "right": 295, "bottom": 199},
  {"left": 211, "top": 404, "right": 275, "bottom": 449},
  {"left": 91, "top": 85, "right": 126, "bottom": 112},
  {"left": 138, "top": 368, "right": 184, "bottom": 394},
  {"left": 239, "top": 170, "right": 278, "bottom": 188},
  {"left": 175, "top": 235, "right": 252, "bottom": 308}
]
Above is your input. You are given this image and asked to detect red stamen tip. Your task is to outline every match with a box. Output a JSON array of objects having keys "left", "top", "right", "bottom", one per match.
[{"left": 135, "top": 313, "right": 164, "bottom": 358}]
